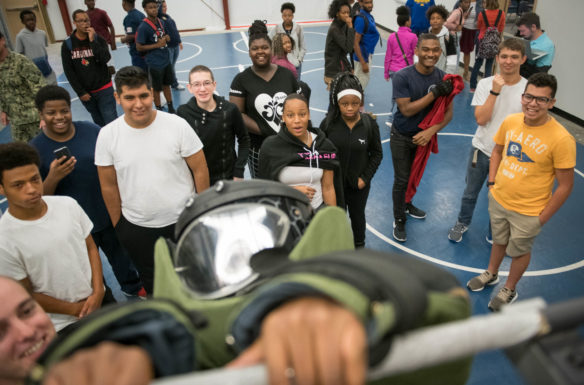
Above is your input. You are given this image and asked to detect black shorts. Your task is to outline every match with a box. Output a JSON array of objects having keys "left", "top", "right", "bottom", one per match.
[{"left": 148, "top": 64, "right": 173, "bottom": 91}]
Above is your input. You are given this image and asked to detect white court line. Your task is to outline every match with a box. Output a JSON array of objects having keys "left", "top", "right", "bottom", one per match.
[
  {"left": 0, "top": 198, "right": 6, "bottom": 204},
  {"left": 177, "top": 42, "right": 203, "bottom": 64},
  {"left": 240, "top": 31, "right": 249, "bottom": 49},
  {"left": 370, "top": 132, "right": 584, "bottom": 277}
]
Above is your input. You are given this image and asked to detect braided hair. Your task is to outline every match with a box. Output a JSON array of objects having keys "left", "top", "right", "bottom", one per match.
[
  {"left": 248, "top": 20, "right": 271, "bottom": 47},
  {"left": 272, "top": 33, "right": 295, "bottom": 58},
  {"left": 327, "top": 72, "right": 364, "bottom": 121}
]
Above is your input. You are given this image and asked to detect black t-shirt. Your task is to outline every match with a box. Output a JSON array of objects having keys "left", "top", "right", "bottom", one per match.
[
  {"left": 392, "top": 65, "right": 445, "bottom": 136},
  {"left": 229, "top": 66, "right": 300, "bottom": 147}
]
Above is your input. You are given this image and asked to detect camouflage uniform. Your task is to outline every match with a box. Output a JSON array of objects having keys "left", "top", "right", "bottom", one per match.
[{"left": 0, "top": 51, "right": 45, "bottom": 142}]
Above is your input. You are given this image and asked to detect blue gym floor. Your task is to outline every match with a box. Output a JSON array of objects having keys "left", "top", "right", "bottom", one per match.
[{"left": 1, "top": 25, "right": 582, "bottom": 385}]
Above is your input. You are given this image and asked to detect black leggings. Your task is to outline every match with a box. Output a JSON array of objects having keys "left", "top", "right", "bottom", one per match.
[
  {"left": 344, "top": 184, "right": 371, "bottom": 247},
  {"left": 114, "top": 215, "right": 174, "bottom": 295}
]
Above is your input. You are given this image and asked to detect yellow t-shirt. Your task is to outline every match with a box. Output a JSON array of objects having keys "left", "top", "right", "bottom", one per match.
[{"left": 491, "top": 113, "right": 576, "bottom": 216}]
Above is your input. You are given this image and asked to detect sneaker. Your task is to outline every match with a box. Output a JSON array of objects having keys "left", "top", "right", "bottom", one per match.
[
  {"left": 406, "top": 203, "right": 426, "bottom": 219},
  {"left": 393, "top": 220, "right": 406, "bottom": 242},
  {"left": 448, "top": 222, "right": 468, "bottom": 243},
  {"left": 172, "top": 84, "right": 185, "bottom": 90},
  {"left": 466, "top": 270, "right": 499, "bottom": 292},
  {"left": 469, "top": 88, "right": 476, "bottom": 93},
  {"left": 385, "top": 121, "right": 392, "bottom": 128},
  {"left": 488, "top": 287, "right": 518, "bottom": 311}
]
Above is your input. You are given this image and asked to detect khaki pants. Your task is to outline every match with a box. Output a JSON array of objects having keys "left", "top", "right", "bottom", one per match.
[{"left": 354, "top": 54, "right": 373, "bottom": 89}]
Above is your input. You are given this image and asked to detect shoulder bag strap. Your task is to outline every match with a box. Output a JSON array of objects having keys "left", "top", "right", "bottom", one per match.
[{"left": 394, "top": 33, "right": 410, "bottom": 66}]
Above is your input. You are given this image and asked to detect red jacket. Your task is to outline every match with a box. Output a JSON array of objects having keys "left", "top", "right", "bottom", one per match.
[{"left": 405, "top": 74, "right": 464, "bottom": 203}]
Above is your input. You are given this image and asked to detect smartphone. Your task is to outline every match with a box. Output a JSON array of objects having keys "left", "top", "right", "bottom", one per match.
[{"left": 53, "top": 146, "right": 72, "bottom": 163}]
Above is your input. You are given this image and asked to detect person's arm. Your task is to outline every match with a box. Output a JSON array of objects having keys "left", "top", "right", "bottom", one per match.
[
  {"left": 228, "top": 297, "right": 366, "bottom": 385},
  {"left": 395, "top": 93, "right": 436, "bottom": 117},
  {"left": 136, "top": 34, "right": 168, "bottom": 52},
  {"left": 488, "top": 143, "right": 504, "bottom": 185},
  {"left": 539, "top": 168, "right": 574, "bottom": 225},
  {"left": 384, "top": 36, "right": 393, "bottom": 80},
  {"left": 230, "top": 95, "right": 261, "bottom": 135},
  {"left": 330, "top": 19, "right": 355, "bottom": 54},
  {"left": 412, "top": 101, "right": 454, "bottom": 146},
  {"left": 296, "top": 25, "right": 307, "bottom": 62},
  {"left": 43, "top": 157, "right": 77, "bottom": 195},
  {"left": 79, "top": 235, "right": 105, "bottom": 318},
  {"left": 185, "top": 150, "right": 210, "bottom": 193},
  {"left": 445, "top": 9, "right": 460, "bottom": 31},
  {"left": 353, "top": 32, "right": 368, "bottom": 73},
  {"left": 106, "top": 16, "right": 117, "bottom": 50},
  {"left": 232, "top": 108, "right": 250, "bottom": 179},
  {"left": 97, "top": 165, "right": 122, "bottom": 226},
  {"left": 20, "top": 277, "right": 84, "bottom": 317},
  {"left": 497, "top": 12, "right": 506, "bottom": 33},
  {"left": 322, "top": 169, "right": 336, "bottom": 206},
  {"left": 360, "top": 118, "right": 383, "bottom": 186},
  {"left": 474, "top": 75, "right": 505, "bottom": 125}
]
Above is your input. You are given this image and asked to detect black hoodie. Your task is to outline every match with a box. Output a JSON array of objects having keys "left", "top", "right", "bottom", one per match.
[
  {"left": 177, "top": 95, "right": 250, "bottom": 184},
  {"left": 258, "top": 124, "right": 344, "bottom": 207}
]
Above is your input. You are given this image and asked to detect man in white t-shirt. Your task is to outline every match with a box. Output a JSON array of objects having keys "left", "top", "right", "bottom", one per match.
[
  {"left": 95, "top": 66, "right": 209, "bottom": 294},
  {"left": 448, "top": 38, "right": 527, "bottom": 243},
  {"left": 0, "top": 143, "right": 105, "bottom": 332}
]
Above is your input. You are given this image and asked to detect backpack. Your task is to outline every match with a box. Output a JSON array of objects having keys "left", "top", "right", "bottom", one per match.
[{"left": 477, "top": 10, "right": 502, "bottom": 59}]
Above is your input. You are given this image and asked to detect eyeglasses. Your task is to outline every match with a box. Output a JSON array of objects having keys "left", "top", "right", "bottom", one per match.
[
  {"left": 189, "top": 81, "right": 214, "bottom": 89},
  {"left": 521, "top": 93, "right": 552, "bottom": 105}
]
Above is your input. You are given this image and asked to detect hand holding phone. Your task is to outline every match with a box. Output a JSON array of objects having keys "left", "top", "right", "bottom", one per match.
[{"left": 54, "top": 146, "right": 72, "bottom": 163}]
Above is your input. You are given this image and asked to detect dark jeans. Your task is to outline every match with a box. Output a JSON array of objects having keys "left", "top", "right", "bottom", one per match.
[
  {"left": 114, "top": 215, "right": 175, "bottom": 294},
  {"left": 457, "top": 147, "right": 490, "bottom": 226},
  {"left": 92, "top": 223, "right": 142, "bottom": 295},
  {"left": 81, "top": 85, "right": 118, "bottom": 127},
  {"left": 345, "top": 183, "right": 371, "bottom": 247},
  {"left": 168, "top": 45, "right": 180, "bottom": 87},
  {"left": 390, "top": 127, "right": 418, "bottom": 222},
  {"left": 470, "top": 56, "right": 495, "bottom": 89},
  {"left": 131, "top": 54, "right": 147, "bottom": 70}
]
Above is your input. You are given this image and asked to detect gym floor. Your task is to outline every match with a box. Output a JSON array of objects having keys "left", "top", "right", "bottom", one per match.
[{"left": 1, "top": 25, "right": 583, "bottom": 385}]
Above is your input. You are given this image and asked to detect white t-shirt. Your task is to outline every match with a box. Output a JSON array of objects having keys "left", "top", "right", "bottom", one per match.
[
  {"left": 0, "top": 196, "right": 93, "bottom": 331},
  {"left": 471, "top": 76, "right": 527, "bottom": 157},
  {"left": 463, "top": 5, "right": 477, "bottom": 29},
  {"left": 95, "top": 111, "right": 203, "bottom": 227}
]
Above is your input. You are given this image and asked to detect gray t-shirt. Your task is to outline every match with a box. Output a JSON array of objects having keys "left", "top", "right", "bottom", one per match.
[{"left": 15, "top": 28, "right": 48, "bottom": 60}]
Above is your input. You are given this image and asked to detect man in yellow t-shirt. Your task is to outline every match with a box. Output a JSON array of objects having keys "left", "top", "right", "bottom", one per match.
[{"left": 466, "top": 73, "right": 576, "bottom": 311}]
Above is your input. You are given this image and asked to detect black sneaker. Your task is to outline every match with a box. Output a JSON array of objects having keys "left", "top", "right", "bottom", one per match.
[
  {"left": 393, "top": 220, "right": 406, "bottom": 242},
  {"left": 406, "top": 202, "right": 426, "bottom": 219}
]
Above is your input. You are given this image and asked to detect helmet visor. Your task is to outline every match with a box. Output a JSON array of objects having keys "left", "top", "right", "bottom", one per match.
[{"left": 174, "top": 203, "right": 291, "bottom": 299}]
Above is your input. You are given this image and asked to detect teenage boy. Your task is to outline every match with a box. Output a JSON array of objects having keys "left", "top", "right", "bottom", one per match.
[
  {"left": 448, "top": 38, "right": 527, "bottom": 243},
  {"left": 61, "top": 9, "right": 118, "bottom": 127},
  {"left": 95, "top": 66, "right": 209, "bottom": 294},
  {"left": 0, "top": 31, "right": 45, "bottom": 143},
  {"left": 516, "top": 12, "right": 555, "bottom": 78},
  {"left": 467, "top": 73, "right": 575, "bottom": 311},
  {"left": 178, "top": 65, "right": 249, "bottom": 185},
  {"left": 29, "top": 85, "right": 143, "bottom": 298},
  {"left": 15, "top": 10, "right": 57, "bottom": 85},
  {"left": 136, "top": 0, "right": 176, "bottom": 113},
  {"left": 121, "top": 0, "right": 147, "bottom": 70},
  {"left": 390, "top": 34, "right": 453, "bottom": 242},
  {"left": 0, "top": 143, "right": 105, "bottom": 331},
  {"left": 353, "top": 0, "right": 380, "bottom": 90},
  {"left": 85, "top": 0, "right": 117, "bottom": 51}
]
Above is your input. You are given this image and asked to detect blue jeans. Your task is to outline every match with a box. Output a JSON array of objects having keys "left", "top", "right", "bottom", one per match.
[
  {"left": 457, "top": 146, "right": 490, "bottom": 226},
  {"left": 81, "top": 85, "right": 118, "bottom": 127},
  {"left": 390, "top": 128, "right": 418, "bottom": 222},
  {"left": 470, "top": 56, "right": 494, "bottom": 89},
  {"left": 168, "top": 45, "right": 180, "bottom": 87}
]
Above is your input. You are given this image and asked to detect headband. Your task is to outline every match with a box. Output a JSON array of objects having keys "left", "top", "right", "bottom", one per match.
[{"left": 337, "top": 89, "right": 362, "bottom": 101}]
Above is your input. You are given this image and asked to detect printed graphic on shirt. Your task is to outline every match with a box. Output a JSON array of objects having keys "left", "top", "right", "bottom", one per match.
[
  {"left": 506, "top": 141, "right": 534, "bottom": 163},
  {"left": 412, "top": 0, "right": 433, "bottom": 5},
  {"left": 358, "top": 138, "right": 366, "bottom": 145},
  {"left": 71, "top": 48, "right": 94, "bottom": 60},
  {"left": 255, "top": 92, "right": 287, "bottom": 133}
]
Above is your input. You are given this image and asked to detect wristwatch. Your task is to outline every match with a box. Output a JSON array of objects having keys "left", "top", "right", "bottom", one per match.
[{"left": 486, "top": 181, "right": 495, "bottom": 187}]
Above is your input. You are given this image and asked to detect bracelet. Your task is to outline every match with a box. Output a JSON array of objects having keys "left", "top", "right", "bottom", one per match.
[
  {"left": 490, "top": 90, "right": 500, "bottom": 96},
  {"left": 486, "top": 181, "right": 495, "bottom": 187}
]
